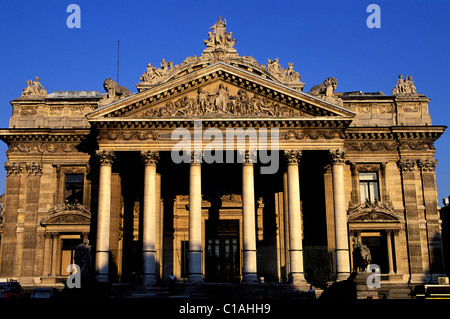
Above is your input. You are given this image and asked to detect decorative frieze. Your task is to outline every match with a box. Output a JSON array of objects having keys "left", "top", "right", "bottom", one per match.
[
  {"left": 346, "top": 141, "right": 398, "bottom": 151},
  {"left": 98, "top": 130, "right": 158, "bottom": 141},
  {"left": 283, "top": 129, "right": 344, "bottom": 140},
  {"left": 95, "top": 150, "right": 115, "bottom": 166}
]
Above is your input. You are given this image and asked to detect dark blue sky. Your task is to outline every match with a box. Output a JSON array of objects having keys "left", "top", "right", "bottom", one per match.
[{"left": 0, "top": 1, "right": 449, "bottom": 203}]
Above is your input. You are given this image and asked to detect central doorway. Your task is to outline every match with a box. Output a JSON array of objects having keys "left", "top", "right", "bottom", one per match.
[{"left": 205, "top": 219, "right": 240, "bottom": 282}]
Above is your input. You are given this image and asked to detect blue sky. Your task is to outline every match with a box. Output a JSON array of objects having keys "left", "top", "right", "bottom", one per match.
[{"left": 0, "top": 1, "right": 449, "bottom": 203}]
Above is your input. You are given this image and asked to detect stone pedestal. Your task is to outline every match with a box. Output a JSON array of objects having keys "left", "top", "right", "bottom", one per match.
[{"left": 354, "top": 272, "right": 379, "bottom": 299}]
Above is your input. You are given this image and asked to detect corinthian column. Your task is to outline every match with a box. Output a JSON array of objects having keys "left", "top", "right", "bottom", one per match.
[
  {"left": 284, "top": 150, "right": 306, "bottom": 285},
  {"left": 329, "top": 148, "right": 350, "bottom": 281},
  {"left": 95, "top": 150, "right": 115, "bottom": 282},
  {"left": 188, "top": 151, "right": 203, "bottom": 283},
  {"left": 240, "top": 150, "right": 258, "bottom": 283},
  {"left": 141, "top": 150, "right": 159, "bottom": 286}
]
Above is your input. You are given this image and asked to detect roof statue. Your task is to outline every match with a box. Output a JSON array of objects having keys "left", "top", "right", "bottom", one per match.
[
  {"left": 392, "top": 74, "right": 419, "bottom": 95},
  {"left": 21, "top": 77, "right": 48, "bottom": 98},
  {"left": 136, "top": 17, "right": 305, "bottom": 92},
  {"left": 203, "top": 16, "right": 237, "bottom": 54},
  {"left": 308, "top": 77, "right": 343, "bottom": 106},
  {"left": 99, "top": 78, "right": 132, "bottom": 106}
]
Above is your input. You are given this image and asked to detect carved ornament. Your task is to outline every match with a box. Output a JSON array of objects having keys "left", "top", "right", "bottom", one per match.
[
  {"left": 20, "top": 77, "right": 48, "bottom": 98},
  {"left": 347, "top": 199, "right": 402, "bottom": 222},
  {"left": 137, "top": 17, "right": 304, "bottom": 91},
  {"left": 284, "top": 150, "right": 302, "bottom": 165},
  {"left": 95, "top": 150, "right": 116, "bottom": 165},
  {"left": 138, "top": 85, "right": 299, "bottom": 118},
  {"left": 41, "top": 200, "right": 91, "bottom": 225}
]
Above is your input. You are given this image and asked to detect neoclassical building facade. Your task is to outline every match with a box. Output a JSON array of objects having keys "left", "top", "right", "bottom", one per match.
[{"left": 0, "top": 18, "right": 446, "bottom": 296}]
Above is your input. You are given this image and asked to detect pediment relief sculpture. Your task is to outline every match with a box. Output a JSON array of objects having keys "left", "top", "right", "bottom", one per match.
[
  {"left": 137, "top": 17, "right": 304, "bottom": 91},
  {"left": 41, "top": 199, "right": 91, "bottom": 225},
  {"left": 347, "top": 199, "right": 403, "bottom": 222},
  {"left": 308, "top": 77, "right": 343, "bottom": 106},
  {"left": 134, "top": 84, "right": 300, "bottom": 118}
]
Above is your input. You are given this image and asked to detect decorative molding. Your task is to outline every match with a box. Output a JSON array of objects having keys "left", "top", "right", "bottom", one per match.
[{"left": 346, "top": 140, "right": 398, "bottom": 152}]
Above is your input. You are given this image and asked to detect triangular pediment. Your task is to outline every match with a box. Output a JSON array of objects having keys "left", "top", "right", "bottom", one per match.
[{"left": 87, "top": 63, "right": 355, "bottom": 122}]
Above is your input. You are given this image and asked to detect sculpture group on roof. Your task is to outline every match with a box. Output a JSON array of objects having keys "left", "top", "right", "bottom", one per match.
[
  {"left": 392, "top": 74, "right": 418, "bottom": 95},
  {"left": 21, "top": 77, "right": 47, "bottom": 97}
]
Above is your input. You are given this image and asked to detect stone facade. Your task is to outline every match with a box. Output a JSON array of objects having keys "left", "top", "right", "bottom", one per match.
[{"left": 0, "top": 18, "right": 446, "bottom": 297}]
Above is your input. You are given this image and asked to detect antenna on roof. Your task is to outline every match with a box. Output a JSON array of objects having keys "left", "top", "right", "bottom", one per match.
[{"left": 117, "top": 40, "right": 120, "bottom": 84}]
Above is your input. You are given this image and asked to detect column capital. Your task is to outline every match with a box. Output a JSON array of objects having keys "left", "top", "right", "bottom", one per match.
[
  {"left": 190, "top": 150, "right": 203, "bottom": 164},
  {"left": 96, "top": 150, "right": 116, "bottom": 166},
  {"left": 4, "top": 162, "right": 24, "bottom": 176},
  {"left": 283, "top": 150, "right": 302, "bottom": 165},
  {"left": 417, "top": 158, "right": 437, "bottom": 172},
  {"left": 328, "top": 148, "right": 346, "bottom": 165},
  {"left": 141, "top": 150, "right": 159, "bottom": 166},
  {"left": 25, "top": 162, "right": 43, "bottom": 176},
  {"left": 238, "top": 150, "right": 257, "bottom": 165},
  {"left": 397, "top": 158, "right": 416, "bottom": 172}
]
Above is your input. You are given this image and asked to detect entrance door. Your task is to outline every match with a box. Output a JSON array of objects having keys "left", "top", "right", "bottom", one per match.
[
  {"left": 205, "top": 220, "right": 240, "bottom": 282},
  {"left": 362, "top": 234, "right": 389, "bottom": 273}
]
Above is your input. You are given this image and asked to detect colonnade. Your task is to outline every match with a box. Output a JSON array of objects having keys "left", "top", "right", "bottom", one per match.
[{"left": 94, "top": 148, "right": 351, "bottom": 285}]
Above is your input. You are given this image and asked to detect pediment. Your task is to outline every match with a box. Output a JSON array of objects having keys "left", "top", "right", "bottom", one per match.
[
  {"left": 41, "top": 202, "right": 91, "bottom": 225},
  {"left": 347, "top": 200, "right": 403, "bottom": 222},
  {"left": 87, "top": 63, "right": 355, "bottom": 122}
]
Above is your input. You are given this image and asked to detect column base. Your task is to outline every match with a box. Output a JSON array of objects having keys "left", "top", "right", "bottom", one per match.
[
  {"left": 142, "top": 274, "right": 157, "bottom": 286},
  {"left": 242, "top": 273, "right": 259, "bottom": 283},
  {"left": 187, "top": 274, "right": 204, "bottom": 284},
  {"left": 289, "top": 272, "right": 308, "bottom": 286},
  {"left": 336, "top": 272, "right": 351, "bottom": 282}
]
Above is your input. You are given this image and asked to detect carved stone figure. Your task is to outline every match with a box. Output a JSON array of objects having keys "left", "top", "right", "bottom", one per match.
[
  {"left": 101, "top": 78, "right": 132, "bottom": 104},
  {"left": 309, "top": 77, "right": 338, "bottom": 97},
  {"left": 352, "top": 238, "right": 372, "bottom": 272},
  {"left": 203, "top": 17, "right": 237, "bottom": 54},
  {"left": 21, "top": 77, "right": 48, "bottom": 97},
  {"left": 308, "top": 77, "right": 342, "bottom": 105},
  {"left": 392, "top": 74, "right": 419, "bottom": 95}
]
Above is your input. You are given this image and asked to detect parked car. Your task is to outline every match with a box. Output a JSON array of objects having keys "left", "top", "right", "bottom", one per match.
[{"left": 0, "top": 280, "right": 22, "bottom": 298}]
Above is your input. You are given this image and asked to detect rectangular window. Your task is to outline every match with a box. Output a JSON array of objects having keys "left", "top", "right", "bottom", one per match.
[
  {"left": 359, "top": 172, "right": 380, "bottom": 203},
  {"left": 65, "top": 174, "right": 84, "bottom": 204}
]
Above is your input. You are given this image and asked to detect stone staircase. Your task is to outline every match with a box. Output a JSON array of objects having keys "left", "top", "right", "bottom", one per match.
[{"left": 110, "top": 282, "right": 322, "bottom": 299}]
